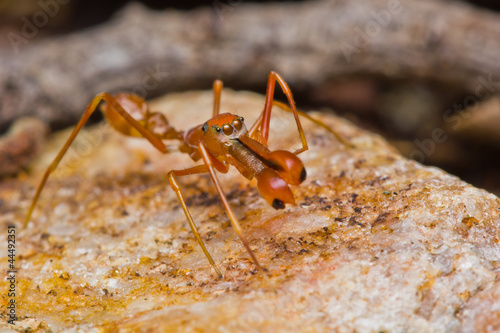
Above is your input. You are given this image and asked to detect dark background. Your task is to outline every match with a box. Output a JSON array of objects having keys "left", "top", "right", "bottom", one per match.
[{"left": 2, "top": 0, "right": 499, "bottom": 33}]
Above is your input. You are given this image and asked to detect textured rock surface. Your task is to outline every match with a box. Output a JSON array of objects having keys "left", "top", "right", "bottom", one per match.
[{"left": 1, "top": 89, "right": 500, "bottom": 332}]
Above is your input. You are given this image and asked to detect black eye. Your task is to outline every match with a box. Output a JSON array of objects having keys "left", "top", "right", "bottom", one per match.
[
  {"left": 240, "top": 117, "right": 244, "bottom": 122},
  {"left": 202, "top": 123, "right": 208, "bottom": 133}
]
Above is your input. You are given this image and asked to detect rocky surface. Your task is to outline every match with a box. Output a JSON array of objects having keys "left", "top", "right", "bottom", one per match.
[
  {"left": 0, "top": 117, "right": 48, "bottom": 178},
  {"left": 1, "top": 89, "right": 499, "bottom": 332}
]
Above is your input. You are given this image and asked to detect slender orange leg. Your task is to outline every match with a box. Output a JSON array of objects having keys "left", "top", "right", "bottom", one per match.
[
  {"left": 249, "top": 71, "right": 308, "bottom": 154},
  {"left": 198, "top": 143, "right": 265, "bottom": 272},
  {"left": 167, "top": 165, "right": 223, "bottom": 278},
  {"left": 212, "top": 79, "right": 224, "bottom": 117},
  {"left": 24, "top": 92, "right": 168, "bottom": 228}
]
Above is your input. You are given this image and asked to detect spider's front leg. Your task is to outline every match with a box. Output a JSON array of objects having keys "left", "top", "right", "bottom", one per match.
[
  {"left": 167, "top": 164, "right": 223, "bottom": 278},
  {"left": 168, "top": 144, "right": 265, "bottom": 277},
  {"left": 198, "top": 144, "right": 265, "bottom": 273}
]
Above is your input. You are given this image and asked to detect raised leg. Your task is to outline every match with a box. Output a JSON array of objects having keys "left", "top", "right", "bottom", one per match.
[
  {"left": 167, "top": 165, "right": 223, "bottom": 278},
  {"left": 249, "top": 71, "right": 308, "bottom": 154},
  {"left": 197, "top": 144, "right": 265, "bottom": 272},
  {"left": 212, "top": 79, "right": 224, "bottom": 117},
  {"left": 24, "top": 92, "right": 168, "bottom": 228}
]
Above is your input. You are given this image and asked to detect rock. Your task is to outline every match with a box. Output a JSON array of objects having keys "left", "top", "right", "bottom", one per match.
[
  {"left": 446, "top": 96, "right": 500, "bottom": 147},
  {"left": 1, "top": 89, "right": 499, "bottom": 331},
  {"left": 0, "top": 117, "right": 49, "bottom": 178}
]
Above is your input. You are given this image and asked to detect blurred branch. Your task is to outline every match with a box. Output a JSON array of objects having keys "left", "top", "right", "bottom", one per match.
[
  {"left": 1, "top": 0, "right": 500, "bottom": 129},
  {"left": 0, "top": 117, "right": 48, "bottom": 177}
]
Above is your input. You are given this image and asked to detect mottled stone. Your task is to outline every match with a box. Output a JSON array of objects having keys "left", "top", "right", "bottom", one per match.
[{"left": 1, "top": 89, "right": 499, "bottom": 332}]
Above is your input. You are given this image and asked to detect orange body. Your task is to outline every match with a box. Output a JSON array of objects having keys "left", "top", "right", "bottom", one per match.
[
  {"left": 101, "top": 94, "right": 308, "bottom": 210},
  {"left": 25, "top": 71, "right": 321, "bottom": 278},
  {"left": 181, "top": 113, "right": 306, "bottom": 209}
]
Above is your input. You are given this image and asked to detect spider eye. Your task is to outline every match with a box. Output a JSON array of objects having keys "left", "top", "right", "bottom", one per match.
[
  {"left": 213, "top": 126, "right": 221, "bottom": 133},
  {"left": 202, "top": 123, "right": 208, "bottom": 133},
  {"left": 222, "top": 124, "right": 233, "bottom": 135},
  {"left": 233, "top": 119, "right": 242, "bottom": 131}
]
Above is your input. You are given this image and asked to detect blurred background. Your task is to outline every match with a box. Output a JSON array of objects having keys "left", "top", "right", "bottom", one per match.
[{"left": 1, "top": 0, "right": 500, "bottom": 195}]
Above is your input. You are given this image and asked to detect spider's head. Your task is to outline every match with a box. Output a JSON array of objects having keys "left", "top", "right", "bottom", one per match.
[{"left": 202, "top": 113, "right": 247, "bottom": 153}]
